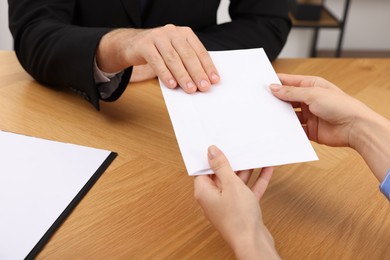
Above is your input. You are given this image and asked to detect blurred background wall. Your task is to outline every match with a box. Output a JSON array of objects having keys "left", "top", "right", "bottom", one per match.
[{"left": 1, "top": 0, "right": 390, "bottom": 57}]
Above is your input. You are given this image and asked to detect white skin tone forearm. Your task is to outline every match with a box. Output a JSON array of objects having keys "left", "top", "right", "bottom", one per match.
[
  {"left": 271, "top": 73, "right": 390, "bottom": 182},
  {"left": 96, "top": 26, "right": 220, "bottom": 92},
  {"left": 194, "top": 145, "right": 280, "bottom": 260},
  {"left": 349, "top": 108, "right": 390, "bottom": 181},
  {"left": 194, "top": 74, "right": 390, "bottom": 260}
]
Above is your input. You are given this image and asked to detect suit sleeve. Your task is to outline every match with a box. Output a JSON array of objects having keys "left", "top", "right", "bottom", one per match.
[
  {"left": 8, "top": 0, "right": 131, "bottom": 110},
  {"left": 195, "top": 0, "right": 291, "bottom": 61}
]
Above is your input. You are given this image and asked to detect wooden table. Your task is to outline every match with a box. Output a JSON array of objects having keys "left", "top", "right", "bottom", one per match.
[{"left": 1, "top": 51, "right": 389, "bottom": 259}]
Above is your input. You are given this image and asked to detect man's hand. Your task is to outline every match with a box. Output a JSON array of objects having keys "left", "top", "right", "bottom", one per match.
[{"left": 97, "top": 25, "right": 220, "bottom": 93}]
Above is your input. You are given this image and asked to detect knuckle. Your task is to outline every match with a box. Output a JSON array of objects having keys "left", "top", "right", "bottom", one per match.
[
  {"left": 310, "top": 76, "right": 324, "bottom": 86},
  {"left": 163, "top": 24, "right": 177, "bottom": 31},
  {"left": 181, "top": 50, "right": 196, "bottom": 60},
  {"left": 151, "top": 33, "right": 162, "bottom": 41},
  {"left": 178, "top": 75, "right": 191, "bottom": 86},
  {"left": 146, "top": 58, "right": 169, "bottom": 79},
  {"left": 145, "top": 54, "right": 160, "bottom": 66},
  {"left": 197, "top": 48, "right": 209, "bottom": 57},
  {"left": 164, "top": 49, "right": 178, "bottom": 63},
  {"left": 181, "top": 26, "right": 193, "bottom": 34},
  {"left": 211, "top": 156, "right": 229, "bottom": 172},
  {"left": 202, "top": 62, "right": 215, "bottom": 73},
  {"left": 283, "top": 86, "right": 294, "bottom": 97},
  {"left": 147, "top": 28, "right": 161, "bottom": 36},
  {"left": 158, "top": 68, "right": 171, "bottom": 77}
]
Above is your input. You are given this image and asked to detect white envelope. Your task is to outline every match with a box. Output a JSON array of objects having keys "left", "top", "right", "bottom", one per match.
[{"left": 160, "top": 48, "right": 318, "bottom": 175}]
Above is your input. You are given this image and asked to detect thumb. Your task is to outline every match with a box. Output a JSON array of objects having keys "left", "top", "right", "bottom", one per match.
[{"left": 208, "top": 145, "right": 236, "bottom": 184}]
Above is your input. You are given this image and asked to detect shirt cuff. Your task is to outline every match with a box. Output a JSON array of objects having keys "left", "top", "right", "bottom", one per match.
[
  {"left": 93, "top": 57, "right": 123, "bottom": 99},
  {"left": 379, "top": 169, "right": 390, "bottom": 201}
]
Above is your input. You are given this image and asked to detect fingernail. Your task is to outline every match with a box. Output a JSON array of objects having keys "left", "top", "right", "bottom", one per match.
[
  {"left": 270, "top": 84, "right": 282, "bottom": 92},
  {"left": 211, "top": 73, "right": 219, "bottom": 82},
  {"left": 168, "top": 79, "right": 176, "bottom": 87},
  {"left": 187, "top": 81, "right": 196, "bottom": 90},
  {"left": 208, "top": 145, "right": 220, "bottom": 160},
  {"left": 200, "top": 80, "right": 209, "bottom": 89}
]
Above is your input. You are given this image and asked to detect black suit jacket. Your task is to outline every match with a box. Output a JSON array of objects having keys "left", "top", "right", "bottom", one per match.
[{"left": 8, "top": 0, "right": 291, "bottom": 109}]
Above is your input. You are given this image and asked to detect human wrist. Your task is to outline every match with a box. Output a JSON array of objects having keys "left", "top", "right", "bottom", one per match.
[
  {"left": 96, "top": 28, "right": 141, "bottom": 73},
  {"left": 350, "top": 108, "right": 390, "bottom": 181},
  {"left": 232, "top": 226, "right": 280, "bottom": 260},
  {"left": 349, "top": 106, "right": 380, "bottom": 152}
]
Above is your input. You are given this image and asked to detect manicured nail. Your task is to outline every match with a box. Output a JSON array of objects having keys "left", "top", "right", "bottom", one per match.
[
  {"left": 200, "top": 80, "right": 209, "bottom": 89},
  {"left": 270, "top": 84, "right": 282, "bottom": 92},
  {"left": 208, "top": 145, "right": 220, "bottom": 160},
  {"left": 211, "top": 73, "right": 219, "bottom": 82},
  {"left": 187, "top": 81, "right": 196, "bottom": 90},
  {"left": 168, "top": 79, "right": 176, "bottom": 87}
]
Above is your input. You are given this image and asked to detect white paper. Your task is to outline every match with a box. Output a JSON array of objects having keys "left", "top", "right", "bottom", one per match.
[
  {"left": 160, "top": 48, "right": 318, "bottom": 175},
  {"left": 0, "top": 131, "right": 113, "bottom": 260}
]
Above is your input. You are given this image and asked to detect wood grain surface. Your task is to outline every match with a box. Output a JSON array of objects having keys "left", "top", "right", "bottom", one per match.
[{"left": 1, "top": 51, "right": 389, "bottom": 259}]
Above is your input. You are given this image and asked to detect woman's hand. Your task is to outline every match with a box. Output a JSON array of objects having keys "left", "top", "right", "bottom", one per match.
[{"left": 194, "top": 145, "right": 279, "bottom": 260}]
